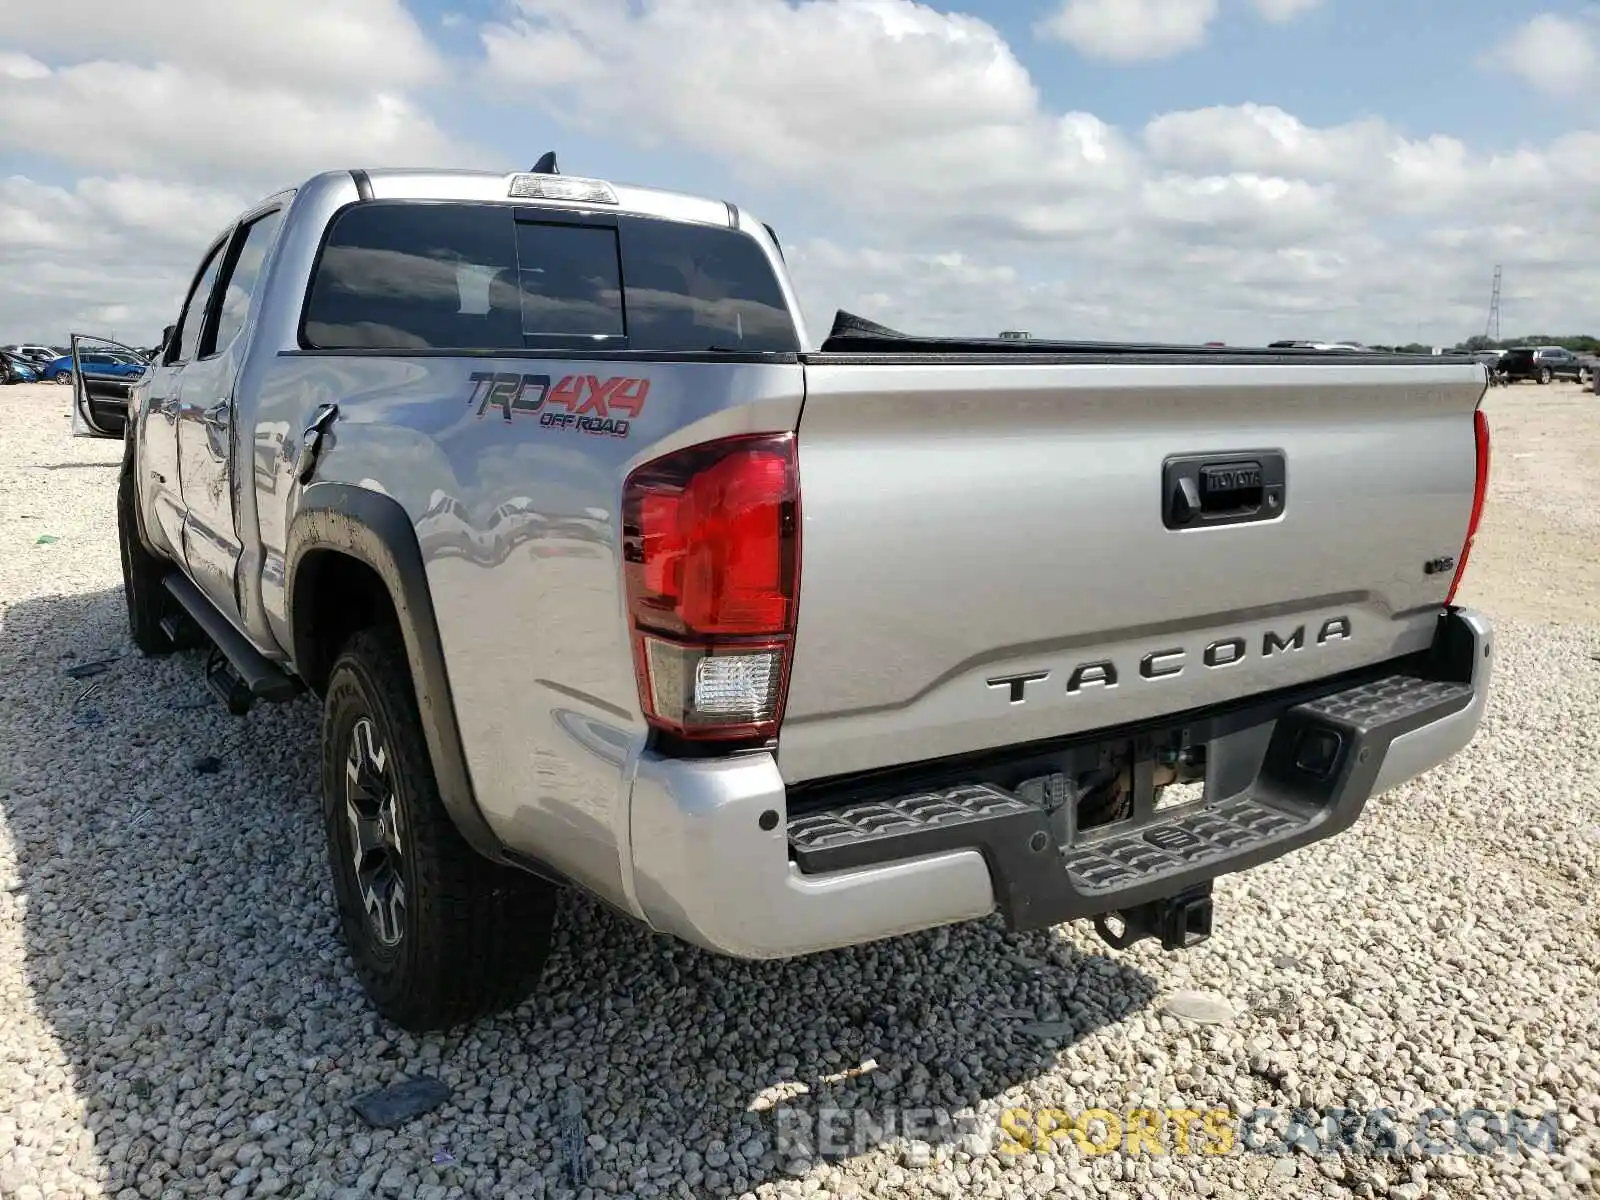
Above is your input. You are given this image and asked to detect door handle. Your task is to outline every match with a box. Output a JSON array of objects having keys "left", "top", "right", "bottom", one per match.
[
  {"left": 1162, "top": 451, "right": 1286, "bottom": 530},
  {"left": 201, "top": 400, "right": 232, "bottom": 461},
  {"left": 296, "top": 403, "right": 341, "bottom": 483}
]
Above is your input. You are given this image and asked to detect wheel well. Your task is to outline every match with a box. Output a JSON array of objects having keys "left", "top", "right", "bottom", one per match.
[{"left": 291, "top": 550, "right": 399, "bottom": 695}]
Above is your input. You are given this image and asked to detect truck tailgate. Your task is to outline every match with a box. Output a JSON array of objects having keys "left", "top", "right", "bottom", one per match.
[{"left": 778, "top": 358, "right": 1486, "bottom": 784}]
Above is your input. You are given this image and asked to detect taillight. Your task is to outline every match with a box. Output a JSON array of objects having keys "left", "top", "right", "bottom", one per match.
[
  {"left": 622, "top": 433, "right": 800, "bottom": 742},
  {"left": 1445, "top": 406, "right": 1491, "bottom": 605}
]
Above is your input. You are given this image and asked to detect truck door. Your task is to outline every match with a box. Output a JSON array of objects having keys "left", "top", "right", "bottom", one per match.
[
  {"left": 68, "top": 335, "right": 150, "bottom": 439},
  {"left": 136, "top": 235, "right": 232, "bottom": 565},
  {"left": 174, "top": 206, "right": 285, "bottom": 619}
]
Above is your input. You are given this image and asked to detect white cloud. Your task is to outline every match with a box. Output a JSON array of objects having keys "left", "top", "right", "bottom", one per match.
[
  {"left": 1250, "top": 0, "right": 1323, "bottom": 22},
  {"left": 473, "top": 0, "right": 1600, "bottom": 344},
  {"left": 4, "top": 0, "right": 444, "bottom": 91},
  {"left": 2, "top": 0, "right": 1600, "bottom": 349},
  {"left": 1139, "top": 102, "right": 1564, "bottom": 219},
  {"left": 1035, "top": 0, "right": 1218, "bottom": 62},
  {"left": 1497, "top": 13, "right": 1600, "bottom": 98},
  {"left": 0, "top": 58, "right": 482, "bottom": 184},
  {"left": 0, "top": 0, "right": 492, "bottom": 188},
  {"left": 483, "top": 0, "right": 1140, "bottom": 238},
  {"left": 0, "top": 175, "right": 254, "bottom": 343},
  {"left": 0, "top": 0, "right": 491, "bottom": 341}
]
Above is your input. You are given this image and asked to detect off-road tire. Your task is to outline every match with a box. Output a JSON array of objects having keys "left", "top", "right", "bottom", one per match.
[
  {"left": 322, "top": 626, "right": 559, "bottom": 1032},
  {"left": 117, "top": 426, "right": 177, "bottom": 655}
]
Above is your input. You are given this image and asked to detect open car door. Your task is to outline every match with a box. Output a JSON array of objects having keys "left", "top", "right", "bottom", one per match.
[{"left": 69, "top": 332, "right": 152, "bottom": 438}]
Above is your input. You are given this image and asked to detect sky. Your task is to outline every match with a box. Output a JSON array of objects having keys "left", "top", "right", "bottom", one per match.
[{"left": 3, "top": 0, "right": 1599, "bottom": 348}]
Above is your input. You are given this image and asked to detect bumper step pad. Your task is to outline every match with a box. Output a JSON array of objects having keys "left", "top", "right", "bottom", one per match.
[
  {"left": 1062, "top": 795, "right": 1302, "bottom": 894},
  {"left": 788, "top": 784, "right": 1036, "bottom": 874},
  {"left": 786, "top": 669, "right": 1474, "bottom": 931}
]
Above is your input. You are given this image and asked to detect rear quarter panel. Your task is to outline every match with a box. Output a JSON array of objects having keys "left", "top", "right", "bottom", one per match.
[
  {"left": 231, "top": 171, "right": 812, "bottom": 912},
  {"left": 249, "top": 350, "right": 804, "bottom": 912}
]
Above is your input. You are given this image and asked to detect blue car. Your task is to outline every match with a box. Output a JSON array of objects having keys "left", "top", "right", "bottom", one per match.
[
  {"left": 43, "top": 350, "right": 148, "bottom": 383},
  {"left": 1, "top": 352, "right": 41, "bottom": 384}
]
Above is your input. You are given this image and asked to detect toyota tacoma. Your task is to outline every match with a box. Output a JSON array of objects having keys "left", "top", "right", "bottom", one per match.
[{"left": 71, "top": 160, "right": 1495, "bottom": 1031}]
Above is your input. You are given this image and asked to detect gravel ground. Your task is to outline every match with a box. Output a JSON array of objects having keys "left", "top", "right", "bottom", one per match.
[{"left": 1, "top": 380, "right": 1598, "bottom": 1200}]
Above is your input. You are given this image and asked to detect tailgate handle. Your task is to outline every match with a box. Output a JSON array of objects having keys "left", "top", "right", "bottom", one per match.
[
  {"left": 1197, "top": 462, "right": 1263, "bottom": 511},
  {"left": 1163, "top": 451, "right": 1285, "bottom": 530}
]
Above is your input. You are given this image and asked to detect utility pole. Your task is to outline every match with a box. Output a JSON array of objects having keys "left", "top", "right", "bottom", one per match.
[{"left": 1485, "top": 266, "right": 1502, "bottom": 342}]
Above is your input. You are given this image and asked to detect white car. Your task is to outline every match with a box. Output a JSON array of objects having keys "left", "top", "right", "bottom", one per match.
[{"left": 4, "top": 343, "right": 59, "bottom": 364}]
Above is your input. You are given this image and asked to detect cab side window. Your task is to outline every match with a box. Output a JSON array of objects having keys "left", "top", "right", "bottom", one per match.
[
  {"left": 171, "top": 240, "right": 228, "bottom": 365},
  {"left": 205, "top": 210, "right": 285, "bottom": 358}
]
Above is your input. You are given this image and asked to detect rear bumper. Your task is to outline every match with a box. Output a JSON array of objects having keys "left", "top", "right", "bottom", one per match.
[{"left": 628, "top": 607, "right": 1492, "bottom": 959}]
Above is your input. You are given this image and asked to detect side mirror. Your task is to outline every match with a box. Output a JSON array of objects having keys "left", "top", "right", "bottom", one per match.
[{"left": 159, "top": 325, "right": 176, "bottom": 361}]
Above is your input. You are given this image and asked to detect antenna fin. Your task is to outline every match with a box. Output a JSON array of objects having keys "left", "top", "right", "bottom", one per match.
[{"left": 531, "top": 151, "right": 559, "bottom": 175}]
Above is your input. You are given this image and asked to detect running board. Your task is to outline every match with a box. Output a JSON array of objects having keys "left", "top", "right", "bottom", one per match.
[{"left": 161, "top": 572, "right": 300, "bottom": 705}]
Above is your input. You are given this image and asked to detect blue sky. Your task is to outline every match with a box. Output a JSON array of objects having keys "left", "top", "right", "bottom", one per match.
[
  {"left": 420, "top": 2, "right": 1584, "bottom": 220},
  {"left": 3, "top": 0, "right": 1598, "bottom": 345},
  {"left": 994, "top": 2, "right": 1567, "bottom": 144}
]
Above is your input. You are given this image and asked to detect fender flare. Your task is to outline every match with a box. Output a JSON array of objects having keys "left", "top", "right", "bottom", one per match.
[{"left": 284, "top": 483, "right": 508, "bottom": 866}]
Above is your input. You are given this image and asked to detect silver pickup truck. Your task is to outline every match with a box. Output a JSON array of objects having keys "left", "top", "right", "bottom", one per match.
[{"left": 72, "top": 161, "right": 1495, "bottom": 1032}]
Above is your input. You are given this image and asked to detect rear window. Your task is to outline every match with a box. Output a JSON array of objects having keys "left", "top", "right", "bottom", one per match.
[{"left": 301, "top": 201, "right": 797, "bottom": 354}]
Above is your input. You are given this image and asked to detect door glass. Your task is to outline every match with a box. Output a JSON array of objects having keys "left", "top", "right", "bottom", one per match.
[
  {"left": 175, "top": 243, "right": 227, "bottom": 364},
  {"left": 207, "top": 210, "right": 286, "bottom": 357}
]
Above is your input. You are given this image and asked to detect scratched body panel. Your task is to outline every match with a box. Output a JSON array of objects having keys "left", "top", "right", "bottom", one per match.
[{"left": 251, "top": 350, "right": 804, "bottom": 908}]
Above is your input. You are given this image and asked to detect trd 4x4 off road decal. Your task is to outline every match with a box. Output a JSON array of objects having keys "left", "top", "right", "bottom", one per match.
[{"left": 465, "top": 371, "right": 650, "bottom": 438}]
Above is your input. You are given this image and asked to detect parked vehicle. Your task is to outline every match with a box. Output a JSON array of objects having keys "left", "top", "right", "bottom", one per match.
[
  {"left": 1, "top": 352, "right": 42, "bottom": 383},
  {"left": 72, "top": 164, "right": 1496, "bottom": 1032},
  {"left": 43, "top": 349, "right": 148, "bottom": 384},
  {"left": 4, "top": 343, "right": 61, "bottom": 365},
  {"left": 1496, "top": 345, "right": 1585, "bottom": 385}
]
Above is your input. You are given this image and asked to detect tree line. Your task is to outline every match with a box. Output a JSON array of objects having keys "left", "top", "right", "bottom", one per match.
[
  {"left": 1357, "top": 335, "right": 1600, "bottom": 354},
  {"left": 1456, "top": 335, "right": 1600, "bottom": 353}
]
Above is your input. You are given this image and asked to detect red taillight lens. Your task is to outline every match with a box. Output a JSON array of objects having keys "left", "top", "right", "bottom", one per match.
[
  {"left": 622, "top": 433, "right": 800, "bottom": 742},
  {"left": 1445, "top": 406, "right": 1491, "bottom": 606}
]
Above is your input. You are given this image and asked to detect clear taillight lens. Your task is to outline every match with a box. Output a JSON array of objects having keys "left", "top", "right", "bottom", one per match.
[{"left": 622, "top": 433, "right": 800, "bottom": 742}]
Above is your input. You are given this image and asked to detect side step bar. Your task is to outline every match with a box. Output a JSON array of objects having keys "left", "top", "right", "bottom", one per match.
[{"left": 161, "top": 572, "right": 300, "bottom": 709}]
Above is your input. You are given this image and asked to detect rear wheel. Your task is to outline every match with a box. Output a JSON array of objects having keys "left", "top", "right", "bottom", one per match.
[
  {"left": 1538, "top": 367, "right": 1552, "bottom": 384},
  {"left": 321, "top": 627, "right": 560, "bottom": 1032}
]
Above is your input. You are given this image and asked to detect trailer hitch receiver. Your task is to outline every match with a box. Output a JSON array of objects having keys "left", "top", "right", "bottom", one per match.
[{"left": 1093, "top": 883, "right": 1214, "bottom": 952}]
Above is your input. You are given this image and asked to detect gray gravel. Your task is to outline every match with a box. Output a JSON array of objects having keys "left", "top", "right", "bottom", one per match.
[{"left": 2, "top": 383, "right": 1598, "bottom": 1200}]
